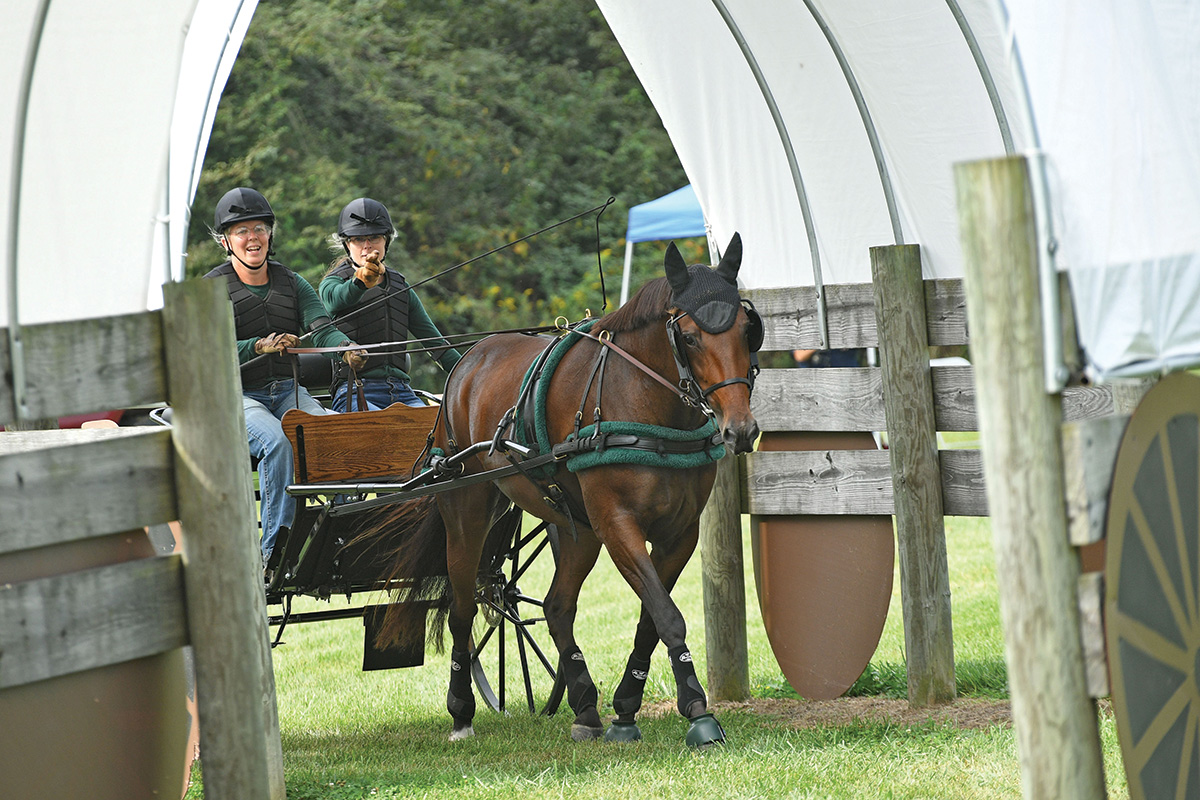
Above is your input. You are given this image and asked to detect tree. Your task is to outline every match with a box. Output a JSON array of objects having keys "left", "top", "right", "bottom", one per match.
[{"left": 191, "top": 0, "right": 698, "bottom": 388}]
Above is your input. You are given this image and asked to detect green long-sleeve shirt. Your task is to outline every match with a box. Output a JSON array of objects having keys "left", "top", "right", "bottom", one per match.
[{"left": 319, "top": 268, "right": 461, "bottom": 381}]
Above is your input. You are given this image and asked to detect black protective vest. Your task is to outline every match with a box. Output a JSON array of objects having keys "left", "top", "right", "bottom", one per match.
[
  {"left": 204, "top": 261, "right": 303, "bottom": 387},
  {"left": 328, "top": 260, "right": 410, "bottom": 380}
]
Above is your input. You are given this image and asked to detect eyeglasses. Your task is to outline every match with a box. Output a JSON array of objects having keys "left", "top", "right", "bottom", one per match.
[
  {"left": 228, "top": 223, "right": 272, "bottom": 239},
  {"left": 348, "top": 234, "right": 386, "bottom": 247}
]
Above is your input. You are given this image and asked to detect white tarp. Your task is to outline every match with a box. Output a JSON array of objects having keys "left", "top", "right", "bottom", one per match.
[
  {"left": 2, "top": 1, "right": 199, "bottom": 326},
  {"left": 3, "top": 0, "right": 253, "bottom": 330},
  {"left": 1004, "top": 0, "right": 1200, "bottom": 377},
  {"left": 156, "top": 0, "right": 258, "bottom": 290},
  {"left": 595, "top": 0, "right": 1200, "bottom": 381}
]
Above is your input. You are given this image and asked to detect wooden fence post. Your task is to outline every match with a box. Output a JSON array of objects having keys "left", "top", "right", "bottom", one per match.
[
  {"left": 870, "top": 243, "right": 956, "bottom": 706},
  {"left": 955, "top": 156, "right": 1105, "bottom": 799},
  {"left": 162, "top": 279, "right": 287, "bottom": 800},
  {"left": 699, "top": 452, "right": 749, "bottom": 700}
]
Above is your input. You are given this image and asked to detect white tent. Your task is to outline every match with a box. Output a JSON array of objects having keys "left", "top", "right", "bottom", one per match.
[
  {"left": 620, "top": 185, "right": 708, "bottom": 305},
  {"left": 594, "top": 0, "right": 1200, "bottom": 384},
  {"left": 4, "top": 1, "right": 195, "bottom": 328},
  {"left": 5, "top": 1, "right": 1200, "bottom": 386},
  {"left": 161, "top": 0, "right": 259, "bottom": 288},
  {"left": 2, "top": 0, "right": 255, "bottom": 329}
]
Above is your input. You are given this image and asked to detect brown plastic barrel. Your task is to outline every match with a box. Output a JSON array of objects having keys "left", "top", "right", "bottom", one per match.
[
  {"left": 751, "top": 431, "right": 895, "bottom": 700},
  {"left": 0, "top": 530, "right": 189, "bottom": 800}
]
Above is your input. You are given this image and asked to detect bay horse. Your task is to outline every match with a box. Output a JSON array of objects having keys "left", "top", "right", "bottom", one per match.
[{"left": 369, "top": 233, "right": 760, "bottom": 745}]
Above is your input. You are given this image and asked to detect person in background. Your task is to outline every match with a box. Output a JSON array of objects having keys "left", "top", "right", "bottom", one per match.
[
  {"left": 793, "top": 348, "right": 866, "bottom": 368},
  {"left": 319, "top": 197, "right": 461, "bottom": 411},
  {"left": 204, "top": 187, "right": 367, "bottom": 566}
]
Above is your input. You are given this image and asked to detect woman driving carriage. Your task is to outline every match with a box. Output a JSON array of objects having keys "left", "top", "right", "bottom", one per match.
[
  {"left": 318, "top": 197, "right": 461, "bottom": 412},
  {"left": 204, "top": 187, "right": 367, "bottom": 565}
]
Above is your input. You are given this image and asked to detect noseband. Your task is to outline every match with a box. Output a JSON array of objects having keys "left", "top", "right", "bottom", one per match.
[{"left": 666, "top": 300, "right": 762, "bottom": 417}]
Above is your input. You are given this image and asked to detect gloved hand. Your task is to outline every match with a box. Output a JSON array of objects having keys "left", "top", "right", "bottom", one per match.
[
  {"left": 354, "top": 251, "right": 385, "bottom": 288},
  {"left": 255, "top": 332, "right": 300, "bottom": 354},
  {"left": 343, "top": 348, "right": 369, "bottom": 371}
]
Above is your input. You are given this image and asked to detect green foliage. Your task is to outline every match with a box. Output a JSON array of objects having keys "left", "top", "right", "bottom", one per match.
[{"left": 190, "top": 1, "right": 697, "bottom": 388}]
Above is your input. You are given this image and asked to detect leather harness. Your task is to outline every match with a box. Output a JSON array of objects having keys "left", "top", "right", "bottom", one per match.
[{"left": 437, "top": 317, "right": 745, "bottom": 539}]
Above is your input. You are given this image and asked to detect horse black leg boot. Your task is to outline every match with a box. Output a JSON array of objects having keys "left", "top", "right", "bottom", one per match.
[
  {"left": 446, "top": 649, "right": 476, "bottom": 741},
  {"left": 560, "top": 646, "right": 603, "bottom": 740},
  {"left": 605, "top": 653, "right": 651, "bottom": 742},
  {"left": 668, "top": 644, "right": 725, "bottom": 748}
]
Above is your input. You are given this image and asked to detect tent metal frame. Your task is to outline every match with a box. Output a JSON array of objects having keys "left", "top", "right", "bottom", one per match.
[{"left": 6, "top": 0, "right": 52, "bottom": 423}]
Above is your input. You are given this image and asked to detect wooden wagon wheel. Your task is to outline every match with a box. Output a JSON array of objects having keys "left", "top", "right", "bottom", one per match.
[
  {"left": 1106, "top": 372, "right": 1200, "bottom": 799},
  {"left": 471, "top": 515, "right": 565, "bottom": 715}
]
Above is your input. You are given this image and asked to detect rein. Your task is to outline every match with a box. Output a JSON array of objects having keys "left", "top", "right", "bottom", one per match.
[
  {"left": 240, "top": 199, "right": 615, "bottom": 373},
  {"left": 281, "top": 323, "right": 559, "bottom": 358},
  {"left": 573, "top": 312, "right": 758, "bottom": 419},
  {"left": 569, "top": 328, "right": 692, "bottom": 405}
]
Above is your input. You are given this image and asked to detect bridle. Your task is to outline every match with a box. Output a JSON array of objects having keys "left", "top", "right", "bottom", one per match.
[
  {"left": 566, "top": 298, "right": 761, "bottom": 420},
  {"left": 665, "top": 298, "right": 763, "bottom": 417}
]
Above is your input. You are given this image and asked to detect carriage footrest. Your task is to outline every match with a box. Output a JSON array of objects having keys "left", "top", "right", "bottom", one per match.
[{"left": 362, "top": 605, "right": 425, "bottom": 671}]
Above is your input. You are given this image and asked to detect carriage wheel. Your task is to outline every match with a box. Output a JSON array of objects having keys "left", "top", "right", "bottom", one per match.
[
  {"left": 470, "top": 519, "right": 564, "bottom": 715},
  {"left": 1106, "top": 373, "right": 1200, "bottom": 800}
]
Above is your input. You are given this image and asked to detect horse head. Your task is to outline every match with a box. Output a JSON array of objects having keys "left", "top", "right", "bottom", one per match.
[{"left": 664, "top": 232, "right": 761, "bottom": 454}]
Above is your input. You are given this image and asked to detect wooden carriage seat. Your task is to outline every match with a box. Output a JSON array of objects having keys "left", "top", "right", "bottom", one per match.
[
  {"left": 281, "top": 403, "right": 440, "bottom": 484},
  {"left": 271, "top": 403, "right": 441, "bottom": 612}
]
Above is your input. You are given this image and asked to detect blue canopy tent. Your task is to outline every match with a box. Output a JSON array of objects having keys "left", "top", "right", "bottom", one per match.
[{"left": 620, "top": 185, "right": 707, "bottom": 304}]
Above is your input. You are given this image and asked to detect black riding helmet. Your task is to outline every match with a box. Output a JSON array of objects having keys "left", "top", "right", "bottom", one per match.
[
  {"left": 338, "top": 198, "right": 394, "bottom": 254},
  {"left": 215, "top": 187, "right": 276, "bottom": 268},
  {"left": 214, "top": 187, "right": 275, "bottom": 232}
]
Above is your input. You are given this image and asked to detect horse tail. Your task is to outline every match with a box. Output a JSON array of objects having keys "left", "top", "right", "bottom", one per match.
[{"left": 354, "top": 495, "right": 452, "bottom": 652}]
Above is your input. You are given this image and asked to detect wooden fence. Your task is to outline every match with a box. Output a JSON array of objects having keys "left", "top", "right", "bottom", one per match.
[
  {"left": 700, "top": 244, "right": 1131, "bottom": 708},
  {"left": 0, "top": 280, "right": 285, "bottom": 799}
]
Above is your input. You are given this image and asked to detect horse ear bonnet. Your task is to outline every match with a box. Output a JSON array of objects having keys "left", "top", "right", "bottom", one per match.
[{"left": 663, "top": 232, "right": 743, "bottom": 334}]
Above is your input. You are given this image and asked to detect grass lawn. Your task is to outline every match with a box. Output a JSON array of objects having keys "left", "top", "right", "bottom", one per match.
[{"left": 186, "top": 513, "right": 1131, "bottom": 799}]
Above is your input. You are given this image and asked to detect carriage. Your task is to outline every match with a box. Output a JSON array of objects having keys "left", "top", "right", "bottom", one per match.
[
  {"left": 261, "top": 396, "right": 565, "bottom": 717},
  {"left": 218, "top": 235, "right": 761, "bottom": 747}
]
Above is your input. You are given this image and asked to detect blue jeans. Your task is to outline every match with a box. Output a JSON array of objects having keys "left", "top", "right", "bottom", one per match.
[
  {"left": 243, "top": 380, "right": 328, "bottom": 562},
  {"left": 332, "top": 377, "right": 424, "bottom": 412}
]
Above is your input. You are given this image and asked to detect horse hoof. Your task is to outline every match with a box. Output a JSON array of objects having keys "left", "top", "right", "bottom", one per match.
[
  {"left": 449, "top": 725, "right": 475, "bottom": 742},
  {"left": 603, "top": 720, "right": 643, "bottom": 743},
  {"left": 685, "top": 713, "right": 726, "bottom": 749},
  {"left": 570, "top": 724, "right": 603, "bottom": 741}
]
